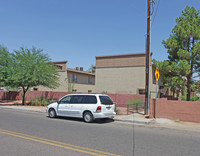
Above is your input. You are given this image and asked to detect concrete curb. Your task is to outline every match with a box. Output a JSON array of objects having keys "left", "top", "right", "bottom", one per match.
[{"left": 114, "top": 119, "right": 152, "bottom": 125}]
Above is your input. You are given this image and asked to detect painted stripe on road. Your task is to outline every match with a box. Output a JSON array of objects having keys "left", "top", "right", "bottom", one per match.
[{"left": 0, "top": 128, "right": 120, "bottom": 156}]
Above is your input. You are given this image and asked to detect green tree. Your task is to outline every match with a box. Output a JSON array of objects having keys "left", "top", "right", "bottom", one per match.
[
  {"left": 88, "top": 64, "right": 95, "bottom": 73},
  {"left": 0, "top": 46, "right": 59, "bottom": 105},
  {"left": 0, "top": 46, "right": 12, "bottom": 86},
  {"left": 162, "top": 6, "right": 200, "bottom": 101},
  {"left": 153, "top": 59, "right": 187, "bottom": 97}
]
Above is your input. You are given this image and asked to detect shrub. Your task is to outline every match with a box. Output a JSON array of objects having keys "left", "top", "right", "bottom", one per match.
[
  {"left": 181, "top": 96, "right": 200, "bottom": 101},
  {"left": 180, "top": 96, "right": 186, "bottom": 101},
  {"left": 29, "top": 96, "right": 55, "bottom": 106},
  {"left": 190, "top": 96, "right": 200, "bottom": 101},
  {"left": 115, "top": 108, "right": 121, "bottom": 115},
  {"left": 127, "top": 97, "right": 144, "bottom": 110}
]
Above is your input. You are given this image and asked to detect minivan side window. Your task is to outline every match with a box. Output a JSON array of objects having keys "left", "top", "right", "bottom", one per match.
[
  {"left": 99, "top": 96, "right": 114, "bottom": 105},
  {"left": 70, "top": 95, "right": 85, "bottom": 104},
  {"left": 59, "top": 96, "right": 72, "bottom": 104},
  {"left": 83, "top": 95, "right": 97, "bottom": 104}
]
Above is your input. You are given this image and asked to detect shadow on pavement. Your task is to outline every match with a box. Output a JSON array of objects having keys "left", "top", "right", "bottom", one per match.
[{"left": 47, "top": 116, "right": 114, "bottom": 124}]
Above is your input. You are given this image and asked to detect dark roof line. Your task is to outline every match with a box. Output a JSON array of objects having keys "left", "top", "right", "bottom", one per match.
[
  {"left": 53, "top": 61, "right": 68, "bottom": 64},
  {"left": 96, "top": 52, "right": 153, "bottom": 59}
]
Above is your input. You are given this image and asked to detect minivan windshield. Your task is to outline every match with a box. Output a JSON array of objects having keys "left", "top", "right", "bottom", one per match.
[{"left": 99, "top": 96, "right": 114, "bottom": 105}]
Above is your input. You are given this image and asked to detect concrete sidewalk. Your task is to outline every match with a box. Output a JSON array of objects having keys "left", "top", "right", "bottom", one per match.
[
  {"left": 0, "top": 105, "right": 46, "bottom": 113},
  {"left": 114, "top": 113, "right": 153, "bottom": 125},
  {"left": 1, "top": 104, "right": 200, "bottom": 132}
]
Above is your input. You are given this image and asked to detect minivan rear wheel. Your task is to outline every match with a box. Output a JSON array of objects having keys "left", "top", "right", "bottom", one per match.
[{"left": 83, "top": 112, "right": 93, "bottom": 123}]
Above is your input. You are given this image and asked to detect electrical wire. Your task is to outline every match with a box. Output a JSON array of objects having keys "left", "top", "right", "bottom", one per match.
[
  {"left": 151, "top": 0, "right": 161, "bottom": 27},
  {"left": 151, "top": 0, "right": 155, "bottom": 15}
]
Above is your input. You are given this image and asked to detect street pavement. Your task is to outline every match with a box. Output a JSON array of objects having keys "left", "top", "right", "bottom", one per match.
[
  {"left": 1, "top": 104, "right": 200, "bottom": 133},
  {"left": 0, "top": 108, "right": 200, "bottom": 156}
]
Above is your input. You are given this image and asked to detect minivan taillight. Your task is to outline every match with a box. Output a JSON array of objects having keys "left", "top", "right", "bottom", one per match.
[{"left": 96, "top": 106, "right": 101, "bottom": 113}]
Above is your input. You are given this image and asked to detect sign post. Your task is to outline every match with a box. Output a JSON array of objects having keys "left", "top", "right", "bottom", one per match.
[{"left": 155, "top": 67, "right": 160, "bottom": 118}]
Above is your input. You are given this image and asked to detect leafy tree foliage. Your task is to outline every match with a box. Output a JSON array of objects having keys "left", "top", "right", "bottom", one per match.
[
  {"left": 88, "top": 64, "right": 95, "bottom": 73},
  {"left": 0, "top": 46, "right": 59, "bottom": 105},
  {"left": 162, "top": 6, "right": 200, "bottom": 101},
  {"left": 153, "top": 59, "right": 187, "bottom": 97},
  {"left": 0, "top": 46, "right": 12, "bottom": 86}
]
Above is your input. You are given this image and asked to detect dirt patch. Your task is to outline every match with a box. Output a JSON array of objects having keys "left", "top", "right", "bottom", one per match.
[{"left": 0, "top": 100, "right": 22, "bottom": 105}]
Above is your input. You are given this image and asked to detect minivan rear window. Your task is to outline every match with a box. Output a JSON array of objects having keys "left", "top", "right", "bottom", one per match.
[{"left": 99, "top": 96, "right": 114, "bottom": 105}]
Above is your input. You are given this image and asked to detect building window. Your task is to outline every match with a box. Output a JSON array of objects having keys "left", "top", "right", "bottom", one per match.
[
  {"left": 88, "top": 77, "right": 93, "bottom": 84},
  {"left": 33, "top": 88, "right": 38, "bottom": 91},
  {"left": 88, "top": 90, "right": 92, "bottom": 93},
  {"left": 72, "top": 74, "right": 77, "bottom": 82},
  {"left": 139, "top": 89, "right": 146, "bottom": 95}
]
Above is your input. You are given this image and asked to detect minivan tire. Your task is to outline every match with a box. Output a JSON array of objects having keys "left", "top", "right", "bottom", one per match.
[
  {"left": 83, "top": 112, "right": 93, "bottom": 123},
  {"left": 49, "top": 108, "right": 57, "bottom": 118}
]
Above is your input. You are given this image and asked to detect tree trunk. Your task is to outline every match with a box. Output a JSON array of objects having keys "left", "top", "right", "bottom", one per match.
[
  {"left": 186, "top": 74, "right": 192, "bottom": 101},
  {"left": 173, "top": 89, "right": 175, "bottom": 97},
  {"left": 181, "top": 84, "right": 185, "bottom": 97},
  {"left": 22, "top": 88, "right": 26, "bottom": 105}
]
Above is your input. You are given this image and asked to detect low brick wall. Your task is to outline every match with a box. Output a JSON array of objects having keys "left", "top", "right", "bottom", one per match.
[
  {"left": 0, "top": 91, "right": 21, "bottom": 100},
  {"left": 0, "top": 91, "right": 145, "bottom": 110},
  {"left": 107, "top": 93, "right": 145, "bottom": 108},
  {"left": 149, "top": 98, "right": 200, "bottom": 123},
  {"left": 0, "top": 91, "right": 68, "bottom": 101}
]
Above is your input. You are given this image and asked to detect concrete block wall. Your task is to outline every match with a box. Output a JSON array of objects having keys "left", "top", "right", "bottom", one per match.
[{"left": 150, "top": 98, "right": 200, "bottom": 123}]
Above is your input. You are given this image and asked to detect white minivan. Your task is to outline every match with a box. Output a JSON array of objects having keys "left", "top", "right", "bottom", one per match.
[{"left": 46, "top": 94, "right": 116, "bottom": 123}]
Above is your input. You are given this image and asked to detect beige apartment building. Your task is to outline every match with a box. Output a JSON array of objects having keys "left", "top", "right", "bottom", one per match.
[
  {"left": 37, "top": 53, "right": 161, "bottom": 97},
  {"left": 37, "top": 61, "right": 95, "bottom": 93},
  {"left": 95, "top": 53, "right": 159, "bottom": 98}
]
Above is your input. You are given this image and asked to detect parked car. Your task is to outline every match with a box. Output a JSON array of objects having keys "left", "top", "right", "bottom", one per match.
[{"left": 46, "top": 94, "right": 116, "bottom": 123}]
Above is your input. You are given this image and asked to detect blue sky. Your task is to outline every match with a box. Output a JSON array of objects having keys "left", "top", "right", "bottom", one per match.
[{"left": 0, "top": 0, "right": 200, "bottom": 70}]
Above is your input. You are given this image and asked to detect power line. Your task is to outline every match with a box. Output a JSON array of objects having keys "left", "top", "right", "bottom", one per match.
[
  {"left": 151, "top": 0, "right": 161, "bottom": 26},
  {"left": 151, "top": 0, "right": 155, "bottom": 15}
]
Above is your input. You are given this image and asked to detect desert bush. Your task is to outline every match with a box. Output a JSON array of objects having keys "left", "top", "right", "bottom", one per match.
[
  {"left": 181, "top": 96, "right": 200, "bottom": 101},
  {"left": 29, "top": 96, "right": 55, "bottom": 106},
  {"left": 127, "top": 97, "right": 144, "bottom": 110}
]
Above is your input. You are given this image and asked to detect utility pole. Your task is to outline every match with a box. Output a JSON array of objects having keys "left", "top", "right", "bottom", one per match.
[{"left": 145, "top": 0, "right": 151, "bottom": 115}]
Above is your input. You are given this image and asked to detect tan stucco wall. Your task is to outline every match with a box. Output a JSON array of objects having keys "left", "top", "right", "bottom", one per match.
[
  {"left": 70, "top": 83, "right": 95, "bottom": 93},
  {"left": 95, "top": 53, "right": 157, "bottom": 97},
  {"left": 96, "top": 53, "right": 152, "bottom": 68},
  {"left": 68, "top": 71, "right": 95, "bottom": 93},
  {"left": 95, "top": 67, "right": 145, "bottom": 94},
  {"left": 38, "top": 71, "right": 68, "bottom": 92},
  {"left": 37, "top": 60, "right": 95, "bottom": 92},
  {"left": 95, "top": 66, "right": 157, "bottom": 96},
  {"left": 96, "top": 55, "right": 145, "bottom": 68},
  {"left": 68, "top": 72, "right": 95, "bottom": 85}
]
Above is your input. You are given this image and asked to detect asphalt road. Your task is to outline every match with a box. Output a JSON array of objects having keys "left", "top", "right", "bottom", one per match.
[{"left": 0, "top": 109, "right": 200, "bottom": 156}]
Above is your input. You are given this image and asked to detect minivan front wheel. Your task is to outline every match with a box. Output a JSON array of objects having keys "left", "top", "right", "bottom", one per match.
[
  {"left": 49, "top": 109, "right": 56, "bottom": 118},
  {"left": 83, "top": 112, "right": 93, "bottom": 123}
]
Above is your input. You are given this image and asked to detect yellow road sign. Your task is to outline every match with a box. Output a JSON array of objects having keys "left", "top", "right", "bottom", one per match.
[{"left": 155, "top": 67, "right": 160, "bottom": 82}]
